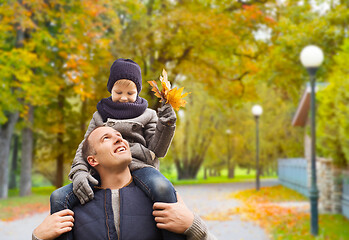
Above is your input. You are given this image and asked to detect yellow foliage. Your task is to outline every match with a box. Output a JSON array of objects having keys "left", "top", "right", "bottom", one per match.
[{"left": 148, "top": 69, "right": 190, "bottom": 111}]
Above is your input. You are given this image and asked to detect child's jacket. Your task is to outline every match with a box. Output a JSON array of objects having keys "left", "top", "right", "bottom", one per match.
[{"left": 68, "top": 108, "right": 175, "bottom": 180}]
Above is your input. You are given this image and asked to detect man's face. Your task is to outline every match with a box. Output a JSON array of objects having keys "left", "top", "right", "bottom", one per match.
[{"left": 88, "top": 127, "right": 132, "bottom": 171}]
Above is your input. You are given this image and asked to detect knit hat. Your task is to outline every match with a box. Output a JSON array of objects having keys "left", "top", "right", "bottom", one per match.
[{"left": 107, "top": 58, "right": 142, "bottom": 94}]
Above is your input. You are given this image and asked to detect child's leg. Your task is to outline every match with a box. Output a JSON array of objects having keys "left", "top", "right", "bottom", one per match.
[
  {"left": 50, "top": 183, "right": 79, "bottom": 214},
  {"left": 132, "top": 167, "right": 186, "bottom": 240},
  {"left": 50, "top": 183, "right": 79, "bottom": 240},
  {"left": 132, "top": 167, "right": 177, "bottom": 203}
]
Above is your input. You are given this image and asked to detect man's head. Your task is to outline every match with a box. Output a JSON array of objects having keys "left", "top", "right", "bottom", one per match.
[
  {"left": 107, "top": 58, "right": 142, "bottom": 95},
  {"left": 82, "top": 126, "right": 132, "bottom": 174}
]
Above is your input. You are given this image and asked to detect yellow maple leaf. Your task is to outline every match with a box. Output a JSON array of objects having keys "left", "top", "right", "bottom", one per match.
[
  {"left": 148, "top": 69, "right": 191, "bottom": 111},
  {"left": 166, "top": 87, "right": 190, "bottom": 111}
]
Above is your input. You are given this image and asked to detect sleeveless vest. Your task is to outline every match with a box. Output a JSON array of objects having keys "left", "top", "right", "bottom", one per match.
[{"left": 71, "top": 182, "right": 162, "bottom": 240}]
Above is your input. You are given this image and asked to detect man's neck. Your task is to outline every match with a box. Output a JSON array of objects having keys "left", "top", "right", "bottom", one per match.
[{"left": 100, "top": 169, "right": 132, "bottom": 190}]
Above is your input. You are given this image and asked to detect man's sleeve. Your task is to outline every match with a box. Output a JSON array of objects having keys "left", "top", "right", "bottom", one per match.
[{"left": 184, "top": 213, "right": 218, "bottom": 240}]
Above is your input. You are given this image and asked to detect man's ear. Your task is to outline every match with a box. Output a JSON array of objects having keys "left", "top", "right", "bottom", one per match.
[{"left": 87, "top": 155, "right": 99, "bottom": 168}]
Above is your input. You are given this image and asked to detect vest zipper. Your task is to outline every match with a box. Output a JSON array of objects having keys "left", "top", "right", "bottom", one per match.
[
  {"left": 118, "top": 188, "right": 121, "bottom": 240},
  {"left": 104, "top": 189, "right": 112, "bottom": 240}
]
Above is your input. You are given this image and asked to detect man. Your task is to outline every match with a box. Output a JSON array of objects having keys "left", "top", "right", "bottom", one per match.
[{"left": 33, "top": 126, "right": 216, "bottom": 240}]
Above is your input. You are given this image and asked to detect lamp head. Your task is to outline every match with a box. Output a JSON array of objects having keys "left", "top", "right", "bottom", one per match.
[
  {"left": 300, "top": 45, "right": 324, "bottom": 68},
  {"left": 252, "top": 105, "right": 263, "bottom": 117}
]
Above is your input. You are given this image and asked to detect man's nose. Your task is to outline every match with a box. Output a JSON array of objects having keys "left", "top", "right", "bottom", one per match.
[{"left": 113, "top": 134, "right": 122, "bottom": 144}]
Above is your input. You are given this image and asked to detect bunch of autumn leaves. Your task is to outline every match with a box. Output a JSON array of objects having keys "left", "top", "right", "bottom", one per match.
[{"left": 148, "top": 69, "right": 190, "bottom": 111}]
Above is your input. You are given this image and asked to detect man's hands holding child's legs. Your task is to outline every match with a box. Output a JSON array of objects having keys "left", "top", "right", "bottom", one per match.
[
  {"left": 72, "top": 171, "right": 98, "bottom": 204},
  {"left": 33, "top": 209, "right": 74, "bottom": 240},
  {"left": 152, "top": 193, "right": 194, "bottom": 234}
]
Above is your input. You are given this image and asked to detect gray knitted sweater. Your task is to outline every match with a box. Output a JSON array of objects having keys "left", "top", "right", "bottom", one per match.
[{"left": 68, "top": 108, "right": 175, "bottom": 179}]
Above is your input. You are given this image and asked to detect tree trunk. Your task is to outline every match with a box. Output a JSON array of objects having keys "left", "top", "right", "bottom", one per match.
[
  {"left": 55, "top": 148, "right": 64, "bottom": 188},
  {"left": 9, "top": 134, "right": 19, "bottom": 189},
  {"left": 176, "top": 161, "right": 200, "bottom": 180},
  {"left": 20, "top": 105, "right": 34, "bottom": 196},
  {"left": 228, "top": 163, "right": 235, "bottom": 178},
  {"left": 177, "top": 169, "right": 197, "bottom": 180},
  {"left": 0, "top": 112, "right": 19, "bottom": 199},
  {"left": 55, "top": 94, "right": 65, "bottom": 188},
  {"left": 80, "top": 100, "right": 87, "bottom": 138},
  {"left": 203, "top": 167, "right": 207, "bottom": 180}
]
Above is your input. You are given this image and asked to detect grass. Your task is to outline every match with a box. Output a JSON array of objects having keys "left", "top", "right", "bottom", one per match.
[
  {"left": 0, "top": 187, "right": 54, "bottom": 221},
  {"left": 227, "top": 185, "right": 349, "bottom": 240},
  {"left": 0, "top": 167, "right": 276, "bottom": 221},
  {"left": 163, "top": 166, "right": 277, "bottom": 185},
  {"left": 171, "top": 174, "right": 276, "bottom": 185},
  {"left": 274, "top": 214, "right": 349, "bottom": 240}
]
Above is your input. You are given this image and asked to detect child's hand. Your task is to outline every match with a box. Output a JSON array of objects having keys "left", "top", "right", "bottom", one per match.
[
  {"left": 158, "top": 104, "right": 177, "bottom": 126},
  {"left": 72, "top": 171, "right": 99, "bottom": 204}
]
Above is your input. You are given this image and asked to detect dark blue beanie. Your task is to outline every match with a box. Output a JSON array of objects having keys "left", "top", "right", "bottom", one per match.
[{"left": 107, "top": 58, "right": 142, "bottom": 94}]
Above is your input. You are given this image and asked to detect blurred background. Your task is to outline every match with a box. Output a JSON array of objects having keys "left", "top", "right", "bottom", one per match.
[{"left": 1, "top": 0, "right": 349, "bottom": 239}]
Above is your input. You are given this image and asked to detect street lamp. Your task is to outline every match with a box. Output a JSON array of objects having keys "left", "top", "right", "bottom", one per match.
[
  {"left": 300, "top": 45, "right": 324, "bottom": 236},
  {"left": 226, "top": 129, "right": 233, "bottom": 178},
  {"left": 252, "top": 105, "right": 263, "bottom": 191}
]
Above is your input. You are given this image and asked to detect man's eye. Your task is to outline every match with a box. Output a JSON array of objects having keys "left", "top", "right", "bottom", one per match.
[{"left": 103, "top": 137, "right": 110, "bottom": 141}]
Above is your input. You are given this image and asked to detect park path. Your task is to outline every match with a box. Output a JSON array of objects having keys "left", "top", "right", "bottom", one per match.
[
  {"left": 175, "top": 179, "right": 278, "bottom": 240},
  {"left": 0, "top": 179, "right": 278, "bottom": 240}
]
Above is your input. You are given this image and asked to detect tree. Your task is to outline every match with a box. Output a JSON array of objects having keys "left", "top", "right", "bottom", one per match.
[
  {"left": 0, "top": 1, "right": 39, "bottom": 198},
  {"left": 112, "top": 0, "right": 275, "bottom": 179},
  {"left": 169, "top": 83, "right": 221, "bottom": 179},
  {"left": 317, "top": 38, "right": 349, "bottom": 167},
  {"left": 30, "top": 0, "right": 121, "bottom": 187},
  {"left": 0, "top": 112, "right": 19, "bottom": 198},
  {"left": 20, "top": 105, "right": 33, "bottom": 196},
  {"left": 0, "top": 0, "right": 121, "bottom": 191}
]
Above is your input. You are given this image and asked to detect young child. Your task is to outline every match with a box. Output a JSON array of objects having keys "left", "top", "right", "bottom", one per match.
[{"left": 50, "top": 58, "right": 185, "bottom": 240}]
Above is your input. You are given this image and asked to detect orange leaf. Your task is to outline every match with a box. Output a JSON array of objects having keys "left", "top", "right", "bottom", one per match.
[
  {"left": 166, "top": 87, "right": 190, "bottom": 111},
  {"left": 148, "top": 80, "right": 163, "bottom": 100},
  {"left": 148, "top": 69, "right": 191, "bottom": 111}
]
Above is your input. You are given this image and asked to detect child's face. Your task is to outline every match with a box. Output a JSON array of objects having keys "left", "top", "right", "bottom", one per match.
[{"left": 111, "top": 80, "right": 138, "bottom": 103}]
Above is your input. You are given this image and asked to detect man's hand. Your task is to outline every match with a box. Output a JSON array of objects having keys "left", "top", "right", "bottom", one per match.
[
  {"left": 158, "top": 104, "right": 177, "bottom": 126},
  {"left": 33, "top": 209, "right": 74, "bottom": 240},
  {"left": 153, "top": 193, "right": 194, "bottom": 234},
  {"left": 72, "top": 171, "right": 99, "bottom": 204}
]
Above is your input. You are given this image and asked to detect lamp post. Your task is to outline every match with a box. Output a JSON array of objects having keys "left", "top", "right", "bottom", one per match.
[
  {"left": 226, "top": 129, "right": 232, "bottom": 178},
  {"left": 252, "top": 105, "right": 263, "bottom": 191},
  {"left": 300, "top": 45, "right": 324, "bottom": 236}
]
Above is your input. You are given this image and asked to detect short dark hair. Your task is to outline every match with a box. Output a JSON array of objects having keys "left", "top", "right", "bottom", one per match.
[{"left": 81, "top": 127, "right": 102, "bottom": 164}]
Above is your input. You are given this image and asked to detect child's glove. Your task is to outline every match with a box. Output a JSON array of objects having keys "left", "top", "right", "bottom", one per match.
[
  {"left": 158, "top": 104, "right": 177, "bottom": 126},
  {"left": 72, "top": 171, "right": 99, "bottom": 205}
]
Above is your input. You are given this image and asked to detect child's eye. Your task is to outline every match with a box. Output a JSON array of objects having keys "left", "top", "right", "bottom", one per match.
[{"left": 128, "top": 92, "right": 135, "bottom": 95}]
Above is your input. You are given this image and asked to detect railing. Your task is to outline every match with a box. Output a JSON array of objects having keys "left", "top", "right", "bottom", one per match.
[
  {"left": 278, "top": 158, "right": 308, "bottom": 197},
  {"left": 343, "top": 180, "right": 349, "bottom": 219}
]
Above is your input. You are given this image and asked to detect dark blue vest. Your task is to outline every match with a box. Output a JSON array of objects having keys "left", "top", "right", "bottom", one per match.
[{"left": 71, "top": 181, "right": 162, "bottom": 240}]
